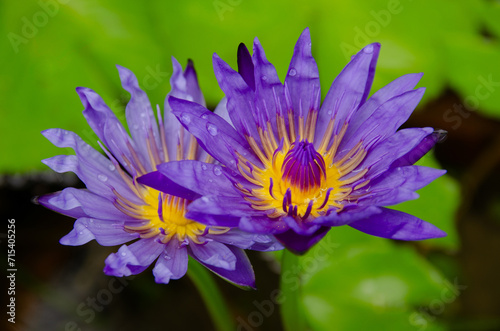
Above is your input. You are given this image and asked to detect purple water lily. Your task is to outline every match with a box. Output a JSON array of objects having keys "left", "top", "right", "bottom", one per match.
[
  {"left": 157, "top": 28, "right": 447, "bottom": 254},
  {"left": 38, "top": 59, "right": 281, "bottom": 287}
]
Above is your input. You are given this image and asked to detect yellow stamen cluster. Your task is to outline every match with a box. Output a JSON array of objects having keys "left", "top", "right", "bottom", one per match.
[
  {"left": 236, "top": 109, "right": 370, "bottom": 220},
  {"left": 110, "top": 121, "right": 228, "bottom": 244}
]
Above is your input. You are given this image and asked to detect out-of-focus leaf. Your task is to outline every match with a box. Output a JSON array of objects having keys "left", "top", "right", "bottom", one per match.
[{"left": 300, "top": 227, "right": 451, "bottom": 331}]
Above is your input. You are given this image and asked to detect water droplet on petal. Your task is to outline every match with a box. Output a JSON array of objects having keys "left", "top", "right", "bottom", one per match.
[
  {"left": 289, "top": 68, "right": 297, "bottom": 76},
  {"left": 201, "top": 114, "right": 208, "bottom": 119},
  {"left": 121, "top": 252, "right": 126, "bottom": 256},
  {"left": 98, "top": 174, "right": 108, "bottom": 182},
  {"left": 208, "top": 179, "right": 213, "bottom": 183},
  {"left": 363, "top": 44, "right": 374, "bottom": 54},
  {"left": 181, "top": 113, "right": 191, "bottom": 124},
  {"left": 108, "top": 164, "right": 116, "bottom": 171},
  {"left": 201, "top": 164, "right": 207, "bottom": 170},
  {"left": 262, "top": 75, "right": 268, "bottom": 81},
  {"left": 207, "top": 123, "right": 218, "bottom": 136},
  {"left": 213, "top": 166, "right": 222, "bottom": 176},
  {"left": 163, "top": 254, "right": 171, "bottom": 260}
]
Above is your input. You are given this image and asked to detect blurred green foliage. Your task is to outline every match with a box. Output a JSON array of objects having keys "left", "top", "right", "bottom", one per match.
[{"left": 2, "top": 0, "right": 500, "bottom": 172}]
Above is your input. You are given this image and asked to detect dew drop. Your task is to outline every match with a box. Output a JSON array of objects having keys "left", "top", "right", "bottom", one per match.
[
  {"left": 121, "top": 252, "right": 126, "bottom": 256},
  {"left": 207, "top": 123, "right": 218, "bottom": 136},
  {"left": 208, "top": 179, "right": 213, "bottom": 183},
  {"left": 201, "top": 164, "right": 207, "bottom": 170},
  {"left": 262, "top": 75, "right": 268, "bottom": 81},
  {"left": 98, "top": 174, "right": 108, "bottom": 182},
  {"left": 201, "top": 196, "right": 210, "bottom": 202},
  {"left": 163, "top": 254, "right": 171, "bottom": 260},
  {"left": 289, "top": 68, "right": 297, "bottom": 77},
  {"left": 181, "top": 113, "right": 191, "bottom": 124},
  {"left": 363, "top": 44, "right": 374, "bottom": 54},
  {"left": 213, "top": 166, "right": 222, "bottom": 176},
  {"left": 108, "top": 164, "right": 116, "bottom": 171},
  {"left": 201, "top": 114, "right": 208, "bottom": 120},
  {"left": 327, "top": 110, "right": 333, "bottom": 115}
]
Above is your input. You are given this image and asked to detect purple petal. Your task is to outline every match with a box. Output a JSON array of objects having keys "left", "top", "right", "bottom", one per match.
[
  {"left": 153, "top": 240, "right": 189, "bottom": 283},
  {"left": 156, "top": 160, "right": 239, "bottom": 198},
  {"left": 41, "top": 128, "right": 141, "bottom": 205},
  {"left": 285, "top": 28, "right": 321, "bottom": 123},
  {"left": 213, "top": 97, "right": 231, "bottom": 125},
  {"left": 186, "top": 211, "right": 242, "bottom": 228},
  {"left": 168, "top": 96, "right": 261, "bottom": 171},
  {"left": 337, "top": 88, "right": 426, "bottom": 158},
  {"left": 283, "top": 216, "right": 321, "bottom": 236},
  {"left": 212, "top": 53, "right": 261, "bottom": 142},
  {"left": 77, "top": 87, "right": 140, "bottom": 177},
  {"left": 194, "top": 245, "right": 256, "bottom": 289},
  {"left": 117, "top": 65, "right": 160, "bottom": 173},
  {"left": 274, "top": 226, "right": 330, "bottom": 255},
  {"left": 359, "top": 166, "right": 446, "bottom": 206},
  {"left": 39, "top": 187, "right": 134, "bottom": 221},
  {"left": 37, "top": 191, "right": 86, "bottom": 219},
  {"left": 238, "top": 215, "right": 289, "bottom": 234},
  {"left": 138, "top": 170, "right": 201, "bottom": 201},
  {"left": 342, "top": 73, "right": 424, "bottom": 144},
  {"left": 391, "top": 129, "right": 447, "bottom": 168},
  {"left": 315, "top": 43, "right": 380, "bottom": 143},
  {"left": 252, "top": 37, "right": 283, "bottom": 134},
  {"left": 60, "top": 217, "right": 138, "bottom": 246},
  {"left": 313, "top": 205, "right": 382, "bottom": 227},
  {"left": 357, "top": 127, "right": 435, "bottom": 180},
  {"left": 237, "top": 43, "right": 255, "bottom": 90},
  {"left": 206, "top": 228, "right": 283, "bottom": 251},
  {"left": 163, "top": 58, "right": 194, "bottom": 162},
  {"left": 184, "top": 59, "right": 206, "bottom": 106},
  {"left": 104, "top": 238, "right": 164, "bottom": 277},
  {"left": 187, "top": 195, "right": 259, "bottom": 218},
  {"left": 189, "top": 240, "right": 236, "bottom": 270},
  {"left": 349, "top": 208, "right": 447, "bottom": 240}
]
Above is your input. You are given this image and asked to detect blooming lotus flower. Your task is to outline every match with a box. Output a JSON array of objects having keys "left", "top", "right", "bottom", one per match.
[
  {"left": 38, "top": 59, "right": 281, "bottom": 287},
  {"left": 159, "top": 28, "right": 447, "bottom": 254}
]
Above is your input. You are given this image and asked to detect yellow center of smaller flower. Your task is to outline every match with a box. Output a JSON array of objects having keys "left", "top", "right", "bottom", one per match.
[{"left": 122, "top": 187, "right": 207, "bottom": 244}]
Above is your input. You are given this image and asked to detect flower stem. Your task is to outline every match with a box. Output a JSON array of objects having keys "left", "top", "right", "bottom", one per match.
[
  {"left": 187, "top": 258, "right": 234, "bottom": 331},
  {"left": 280, "top": 250, "right": 308, "bottom": 331}
]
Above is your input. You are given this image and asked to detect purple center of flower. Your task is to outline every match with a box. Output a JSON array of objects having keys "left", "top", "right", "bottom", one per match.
[{"left": 281, "top": 140, "right": 326, "bottom": 192}]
